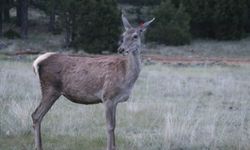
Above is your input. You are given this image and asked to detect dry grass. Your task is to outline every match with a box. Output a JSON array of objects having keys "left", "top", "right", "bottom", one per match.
[
  {"left": 1, "top": 7, "right": 250, "bottom": 150},
  {"left": 0, "top": 59, "right": 250, "bottom": 150},
  {"left": 145, "top": 37, "right": 250, "bottom": 58}
]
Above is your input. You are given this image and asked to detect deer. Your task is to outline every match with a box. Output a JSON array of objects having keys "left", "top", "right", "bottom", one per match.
[{"left": 31, "top": 15, "right": 155, "bottom": 150}]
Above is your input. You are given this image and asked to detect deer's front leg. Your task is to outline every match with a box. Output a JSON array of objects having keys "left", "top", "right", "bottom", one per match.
[{"left": 104, "top": 100, "right": 117, "bottom": 150}]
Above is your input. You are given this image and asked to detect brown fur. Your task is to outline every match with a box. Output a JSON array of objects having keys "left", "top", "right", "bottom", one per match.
[
  {"left": 31, "top": 15, "right": 154, "bottom": 150},
  {"left": 38, "top": 54, "right": 129, "bottom": 104}
]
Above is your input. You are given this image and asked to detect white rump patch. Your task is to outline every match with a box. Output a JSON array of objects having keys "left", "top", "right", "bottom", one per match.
[{"left": 33, "top": 52, "right": 56, "bottom": 76}]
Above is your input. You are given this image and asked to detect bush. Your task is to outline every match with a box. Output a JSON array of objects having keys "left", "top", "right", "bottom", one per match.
[
  {"left": 213, "top": 0, "right": 248, "bottom": 40},
  {"left": 146, "top": 0, "right": 191, "bottom": 45},
  {"left": 58, "top": 0, "right": 120, "bottom": 53},
  {"left": 183, "top": 0, "right": 248, "bottom": 40},
  {"left": 3, "top": 29, "right": 21, "bottom": 39},
  {"left": 244, "top": 0, "right": 250, "bottom": 33}
]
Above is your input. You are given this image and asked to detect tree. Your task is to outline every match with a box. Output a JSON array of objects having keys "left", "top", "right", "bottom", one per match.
[
  {"left": 47, "top": 0, "right": 56, "bottom": 32},
  {"left": 16, "top": 0, "right": 29, "bottom": 38},
  {"left": 19, "top": 0, "right": 28, "bottom": 38},
  {"left": 212, "top": 0, "right": 247, "bottom": 40},
  {"left": 16, "top": 0, "right": 22, "bottom": 26},
  {"left": 37, "top": 0, "right": 58, "bottom": 32},
  {"left": 0, "top": 1, "right": 3, "bottom": 37},
  {"left": 244, "top": 0, "right": 250, "bottom": 33},
  {"left": 58, "top": 0, "right": 121, "bottom": 53},
  {"left": 146, "top": 0, "right": 191, "bottom": 45},
  {"left": 182, "top": 0, "right": 248, "bottom": 40},
  {"left": 57, "top": 0, "right": 76, "bottom": 47},
  {"left": 30, "top": 0, "right": 60, "bottom": 33},
  {"left": 3, "top": 0, "right": 11, "bottom": 22}
]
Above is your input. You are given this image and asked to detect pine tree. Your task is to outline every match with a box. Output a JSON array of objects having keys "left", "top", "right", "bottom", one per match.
[
  {"left": 146, "top": 0, "right": 191, "bottom": 45},
  {"left": 3, "top": 0, "right": 10, "bottom": 22},
  {"left": 247, "top": 0, "right": 250, "bottom": 33},
  {"left": 46, "top": 0, "right": 57, "bottom": 32},
  {"left": 0, "top": 0, "right": 3, "bottom": 37},
  {"left": 212, "top": 0, "right": 248, "bottom": 40},
  {"left": 58, "top": 0, "right": 120, "bottom": 53},
  {"left": 20, "top": 0, "right": 28, "bottom": 39},
  {"left": 183, "top": 0, "right": 248, "bottom": 40}
]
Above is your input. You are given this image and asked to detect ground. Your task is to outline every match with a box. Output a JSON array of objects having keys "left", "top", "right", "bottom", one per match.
[
  {"left": 0, "top": 58, "right": 250, "bottom": 150},
  {"left": 1, "top": 7, "right": 250, "bottom": 150}
]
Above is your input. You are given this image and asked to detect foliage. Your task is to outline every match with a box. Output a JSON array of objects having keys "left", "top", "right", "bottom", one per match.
[
  {"left": 146, "top": 0, "right": 191, "bottom": 45},
  {"left": 213, "top": 0, "right": 248, "bottom": 40},
  {"left": 3, "top": 29, "right": 21, "bottom": 39},
  {"left": 118, "top": 0, "right": 161, "bottom": 6},
  {"left": 245, "top": 0, "right": 250, "bottom": 33},
  {"left": 57, "top": 0, "right": 121, "bottom": 53},
  {"left": 1, "top": 0, "right": 250, "bottom": 48},
  {"left": 182, "top": 0, "right": 248, "bottom": 40}
]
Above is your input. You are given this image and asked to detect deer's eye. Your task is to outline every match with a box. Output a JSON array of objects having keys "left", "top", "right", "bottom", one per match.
[{"left": 133, "top": 34, "right": 138, "bottom": 39}]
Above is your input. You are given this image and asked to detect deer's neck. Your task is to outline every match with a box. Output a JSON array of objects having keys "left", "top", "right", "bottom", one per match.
[{"left": 125, "top": 50, "right": 141, "bottom": 87}]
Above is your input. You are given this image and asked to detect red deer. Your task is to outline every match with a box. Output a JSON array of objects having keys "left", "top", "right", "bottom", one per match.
[{"left": 31, "top": 15, "right": 154, "bottom": 150}]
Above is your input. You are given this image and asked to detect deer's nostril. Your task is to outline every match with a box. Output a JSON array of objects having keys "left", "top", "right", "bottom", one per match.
[{"left": 118, "top": 47, "right": 125, "bottom": 53}]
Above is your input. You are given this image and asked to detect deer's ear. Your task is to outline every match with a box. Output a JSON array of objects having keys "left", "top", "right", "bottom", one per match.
[
  {"left": 122, "top": 14, "right": 132, "bottom": 30},
  {"left": 139, "top": 18, "right": 155, "bottom": 33}
]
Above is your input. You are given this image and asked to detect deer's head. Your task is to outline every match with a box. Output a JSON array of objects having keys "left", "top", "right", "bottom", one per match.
[{"left": 118, "top": 15, "right": 155, "bottom": 55}]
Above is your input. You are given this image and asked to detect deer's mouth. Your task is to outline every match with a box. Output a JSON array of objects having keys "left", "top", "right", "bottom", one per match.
[{"left": 118, "top": 49, "right": 129, "bottom": 56}]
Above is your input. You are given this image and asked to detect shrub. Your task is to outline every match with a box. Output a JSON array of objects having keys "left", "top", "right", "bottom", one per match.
[
  {"left": 146, "top": 0, "right": 191, "bottom": 45},
  {"left": 246, "top": 1, "right": 250, "bottom": 33},
  {"left": 3, "top": 29, "right": 21, "bottom": 39},
  {"left": 183, "top": 0, "right": 248, "bottom": 40},
  {"left": 58, "top": 0, "right": 120, "bottom": 53}
]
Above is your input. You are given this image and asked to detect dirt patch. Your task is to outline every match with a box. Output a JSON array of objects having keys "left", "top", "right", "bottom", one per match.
[
  {"left": 1, "top": 50, "right": 250, "bottom": 65},
  {"left": 143, "top": 54, "right": 250, "bottom": 65}
]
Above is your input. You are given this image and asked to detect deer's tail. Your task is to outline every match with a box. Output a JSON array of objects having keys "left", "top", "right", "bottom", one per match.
[{"left": 33, "top": 52, "right": 56, "bottom": 76}]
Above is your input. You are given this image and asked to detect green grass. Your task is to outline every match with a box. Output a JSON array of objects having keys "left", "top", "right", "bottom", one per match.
[{"left": 0, "top": 60, "right": 250, "bottom": 150}]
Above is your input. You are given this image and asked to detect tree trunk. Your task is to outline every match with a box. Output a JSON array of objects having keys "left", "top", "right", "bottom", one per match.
[
  {"left": 64, "top": 12, "right": 71, "bottom": 47},
  {"left": 48, "top": 0, "right": 56, "bottom": 32},
  {"left": 48, "top": 9, "right": 55, "bottom": 32},
  {"left": 3, "top": 0, "right": 10, "bottom": 22},
  {"left": 16, "top": 0, "right": 21, "bottom": 26},
  {"left": 20, "top": 0, "right": 28, "bottom": 39},
  {"left": 71, "top": 13, "right": 76, "bottom": 43},
  {"left": 4, "top": 9, "right": 10, "bottom": 22},
  {"left": 0, "top": 3, "right": 3, "bottom": 37}
]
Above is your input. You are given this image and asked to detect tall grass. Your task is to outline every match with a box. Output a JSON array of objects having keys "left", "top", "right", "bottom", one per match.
[{"left": 0, "top": 60, "right": 250, "bottom": 150}]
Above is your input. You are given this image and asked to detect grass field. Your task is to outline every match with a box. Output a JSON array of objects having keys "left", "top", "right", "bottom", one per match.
[
  {"left": 1, "top": 6, "right": 250, "bottom": 150},
  {"left": 0, "top": 59, "right": 250, "bottom": 150}
]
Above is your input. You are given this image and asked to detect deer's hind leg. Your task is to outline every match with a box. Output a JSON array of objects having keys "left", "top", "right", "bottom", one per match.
[{"left": 31, "top": 86, "right": 61, "bottom": 150}]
